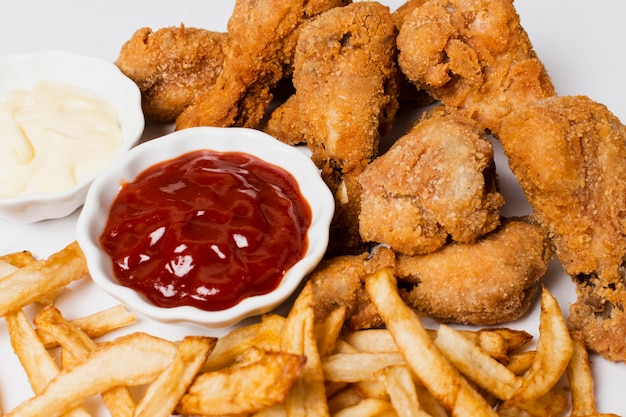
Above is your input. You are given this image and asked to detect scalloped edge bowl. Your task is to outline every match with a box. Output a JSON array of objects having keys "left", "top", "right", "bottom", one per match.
[
  {"left": 0, "top": 50, "right": 144, "bottom": 223},
  {"left": 77, "top": 126, "right": 334, "bottom": 328}
]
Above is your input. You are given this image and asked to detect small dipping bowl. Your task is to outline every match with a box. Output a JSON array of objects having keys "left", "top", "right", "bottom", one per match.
[
  {"left": 77, "top": 126, "right": 334, "bottom": 328},
  {"left": 0, "top": 50, "right": 144, "bottom": 223}
]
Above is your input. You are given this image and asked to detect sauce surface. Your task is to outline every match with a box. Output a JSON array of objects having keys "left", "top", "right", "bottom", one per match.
[
  {"left": 100, "top": 150, "right": 312, "bottom": 311},
  {"left": 0, "top": 81, "right": 122, "bottom": 198}
]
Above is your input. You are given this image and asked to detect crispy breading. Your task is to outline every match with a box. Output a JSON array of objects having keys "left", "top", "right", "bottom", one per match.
[
  {"left": 359, "top": 107, "right": 504, "bottom": 256},
  {"left": 396, "top": 0, "right": 555, "bottom": 134},
  {"left": 116, "top": 25, "right": 227, "bottom": 122},
  {"left": 175, "top": 0, "right": 351, "bottom": 129},
  {"left": 498, "top": 95, "right": 626, "bottom": 361},
  {"left": 396, "top": 218, "right": 552, "bottom": 325},
  {"left": 310, "top": 246, "right": 396, "bottom": 330}
]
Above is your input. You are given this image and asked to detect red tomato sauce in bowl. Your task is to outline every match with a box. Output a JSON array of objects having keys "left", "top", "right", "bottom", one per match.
[{"left": 99, "top": 149, "right": 312, "bottom": 311}]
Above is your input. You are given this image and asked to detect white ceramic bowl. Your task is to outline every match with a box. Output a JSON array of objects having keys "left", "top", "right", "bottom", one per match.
[
  {"left": 0, "top": 50, "right": 144, "bottom": 223},
  {"left": 77, "top": 126, "right": 334, "bottom": 328}
]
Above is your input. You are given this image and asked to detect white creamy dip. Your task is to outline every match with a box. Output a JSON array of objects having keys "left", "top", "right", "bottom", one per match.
[{"left": 0, "top": 81, "right": 122, "bottom": 198}]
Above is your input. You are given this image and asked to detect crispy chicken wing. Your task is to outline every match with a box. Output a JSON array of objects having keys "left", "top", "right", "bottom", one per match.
[
  {"left": 396, "top": 218, "right": 552, "bottom": 325},
  {"left": 175, "top": 0, "right": 350, "bottom": 130},
  {"left": 359, "top": 107, "right": 504, "bottom": 255},
  {"left": 498, "top": 95, "right": 626, "bottom": 361},
  {"left": 396, "top": 0, "right": 555, "bottom": 134},
  {"left": 116, "top": 25, "right": 227, "bottom": 123}
]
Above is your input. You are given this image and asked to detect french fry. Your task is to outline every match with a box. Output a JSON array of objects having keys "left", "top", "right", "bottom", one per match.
[
  {"left": 365, "top": 267, "right": 498, "bottom": 417},
  {"left": 35, "top": 304, "right": 136, "bottom": 348},
  {"left": 178, "top": 349, "right": 306, "bottom": 416},
  {"left": 0, "top": 250, "right": 35, "bottom": 267},
  {"left": 6, "top": 309, "right": 91, "bottom": 417},
  {"left": 343, "top": 329, "right": 397, "bottom": 353},
  {"left": 34, "top": 305, "right": 137, "bottom": 417},
  {"left": 6, "top": 332, "right": 177, "bottom": 417},
  {"left": 506, "top": 286, "right": 573, "bottom": 404},
  {"left": 0, "top": 241, "right": 87, "bottom": 318},
  {"left": 333, "top": 398, "right": 396, "bottom": 417},
  {"left": 202, "top": 313, "right": 285, "bottom": 371},
  {"left": 315, "top": 305, "right": 347, "bottom": 357},
  {"left": 379, "top": 365, "right": 432, "bottom": 417},
  {"left": 433, "top": 324, "right": 522, "bottom": 400},
  {"left": 322, "top": 352, "right": 406, "bottom": 383},
  {"left": 281, "top": 281, "right": 330, "bottom": 417},
  {"left": 134, "top": 335, "right": 216, "bottom": 417}
]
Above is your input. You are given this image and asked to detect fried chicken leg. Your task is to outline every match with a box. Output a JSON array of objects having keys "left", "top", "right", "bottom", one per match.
[
  {"left": 498, "top": 95, "right": 626, "bottom": 361},
  {"left": 396, "top": 0, "right": 555, "bottom": 134}
]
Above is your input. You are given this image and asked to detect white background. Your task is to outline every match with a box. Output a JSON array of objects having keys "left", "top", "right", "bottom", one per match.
[{"left": 0, "top": 0, "right": 625, "bottom": 415}]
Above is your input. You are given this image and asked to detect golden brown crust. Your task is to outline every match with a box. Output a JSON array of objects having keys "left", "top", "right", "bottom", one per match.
[
  {"left": 116, "top": 26, "right": 227, "bottom": 122},
  {"left": 396, "top": 0, "right": 555, "bottom": 134},
  {"left": 175, "top": 0, "right": 351, "bottom": 129},
  {"left": 396, "top": 218, "right": 552, "bottom": 325},
  {"left": 358, "top": 107, "right": 504, "bottom": 255},
  {"left": 498, "top": 95, "right": 626, "bottom": 361}
]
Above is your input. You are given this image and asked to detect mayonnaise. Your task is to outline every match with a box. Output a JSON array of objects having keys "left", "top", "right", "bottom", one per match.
[{"left": 0, "top": 81, "right": 123, "bottom": 198}]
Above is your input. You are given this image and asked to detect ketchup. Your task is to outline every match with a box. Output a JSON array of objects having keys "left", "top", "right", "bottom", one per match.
[{"left": 99, "top": 149, "right": 312, "bottom": 311}]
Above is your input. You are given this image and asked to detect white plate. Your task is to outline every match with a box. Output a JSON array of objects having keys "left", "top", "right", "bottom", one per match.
[{"left": 1, "top": 1, "right": 625, "bottom": 415}]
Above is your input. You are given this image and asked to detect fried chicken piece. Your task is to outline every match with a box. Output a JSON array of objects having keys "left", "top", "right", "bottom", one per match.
[
  {"left": 498, "top": 95, "right": 626, "bottom": 361},
  {"left": 266, "top": 1, "right": 399, "bottom": 173},
  {"left": 396, "top": 0, "right": 555, "bottom": 134},
  {"left": 396, "top": 218, "right": 552, "bottom": 325},
  {"left": 264, "top": 1, "right": 399, "bottom": 256},
  {"left": 175, "top": 0, "right": 351, "bottom": 130},
  {"left": 310, "top": 245, "right": 396, "bottom": 329},
  {"left": 359, "top": 107, "right": 504, "bottom": 256},
  {"left": 116, "top": 25, "right": 227, "bottom": 123}
]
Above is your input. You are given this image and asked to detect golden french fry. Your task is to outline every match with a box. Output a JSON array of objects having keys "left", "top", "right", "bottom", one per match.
[
  {"left": 6, "top": 332, "right": 177, "bottom": 417},
  {"left": 281, "top": 281, "right": 330, "bottom": 417},
  {"left": 6, "top": 309, "right": 91, "bottom": 417},
  {"left": 0, "top": 250, "right": 35, "bottom": 267},
  {"left": 33, "top": 305, "right": 137, "bottom": 417},
  {"left": 507, "top": 287, "right": 573, "bottom": 404},
  {"left": 251, "top": 404, "right": 287, "bottom": 417},
  {"left": 322, "top": 352, "right": 406, "bottom": 383},
  {"left": 333, "top": 398, "right": 396, "bottom": 417},
  {"left": 379, "top": 365, "right": 432, "bottom": 417},
  {"left": 0, "top": 260, "right": 18, "bottom": 277},
  {"left": 202, "top": 313, "right": 285, "bottom": 371},
  {"left": 365, "top": 267, "right": 498, "bottom": 417},
  {"left": 433, "top": 324, "right": 522, "bottom": 400},
  {"left": 315, "top": 305, "right": 347, "bottom": 357},
  {"left": 134, "top": 336, "right": 216, "bottom": 417},
  {"left": 499, "top": 390, "right": 567, "bottom": 417},
  {"left": 178, "top": 350, "right": 306, "bottom": 416},
  {"left": 35, "top": 304, "right": 136, "bottom": 349},
  {"left": 343, "top": 329, "right": 397, "bottom": 353},
  {"left": 506, "top": 351, "right": 535, "bottom": 376},
  {"left": 0, "top": 241, "right": 87, "bottom": 318},
  {"left": 565, "top": 331, "right": 621, "bottom": 417},
  {"left": 328, "top": 386, "right": 363, "bottom": 415}
]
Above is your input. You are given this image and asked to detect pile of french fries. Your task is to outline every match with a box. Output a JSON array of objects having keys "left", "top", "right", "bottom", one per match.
[{"left": 0, "top": 241, "right": 619, "bottom": 417}]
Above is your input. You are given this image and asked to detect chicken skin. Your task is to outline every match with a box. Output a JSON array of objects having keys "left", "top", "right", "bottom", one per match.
[
  {"left": 396, "top": 0, "right": 555, "bottom": 134},
  {"left": 176, "top": 0, "right": 351, "bottom": 130},
  {"left": 498, "top": 95, "right": 626, "bottom": 361},
  {"left": 359, "top": 107, "right": 504, "bottom": 256},
  {"left": 396, "top": 218, "right": 552, "bottom": 325},
  {"left": 265, "top": 1, "right": 399, "bottom": 256},
  {"left": 116, "top": 25, "right": 227, "bottom": 123}
]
